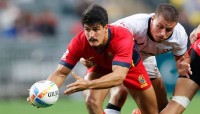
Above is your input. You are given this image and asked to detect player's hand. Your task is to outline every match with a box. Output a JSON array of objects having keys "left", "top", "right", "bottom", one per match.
[
  {"left": 27, "top": 97, "right": 34, "bottom": 106},
  {"left": 64, "top": 71, "right": 89, "bottom": 95},
  {"left": 177, "top": 56, "right": 192, "bottom": 78},
  {"left": 27, "top": 91, "right": 40, "bottom": 108},
  {"left": 190, "top": 25, "right": 200, "bottom": 44},
  {"left": 80, "top": 58, "right": 96, "bottom": 68}
]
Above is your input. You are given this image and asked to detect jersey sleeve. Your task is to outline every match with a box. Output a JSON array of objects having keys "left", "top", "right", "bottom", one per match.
[
  {"left": 172, "top": 23, "right": 188, "bottom": 56},
  {"left": 60, "top": 34, "right": 84, "bottom": 69},
  {"left": 112, "top": 28, "right": 134, "bottom": 68},
  {"left": 191, "top": 35, "right": 200, "bottom": 56}
]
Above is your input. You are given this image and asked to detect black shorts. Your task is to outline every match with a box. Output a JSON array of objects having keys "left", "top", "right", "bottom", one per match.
[{"left": 180, "top": 49, "right": 200, "bottom": 86}]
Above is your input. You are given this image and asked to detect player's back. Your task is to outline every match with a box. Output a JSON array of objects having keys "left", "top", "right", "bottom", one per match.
[{"left": 112, "top": 13, "right": 188, "bottom": 57}]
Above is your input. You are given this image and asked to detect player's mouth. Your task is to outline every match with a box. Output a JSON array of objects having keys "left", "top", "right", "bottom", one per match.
[{"left": 89, "top": 38, "right": 98, "bottom": 43}]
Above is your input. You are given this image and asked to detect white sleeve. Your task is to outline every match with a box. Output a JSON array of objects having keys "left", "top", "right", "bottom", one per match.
[{"left": 172, "top": 23, "right": 188, "bottom": 56}]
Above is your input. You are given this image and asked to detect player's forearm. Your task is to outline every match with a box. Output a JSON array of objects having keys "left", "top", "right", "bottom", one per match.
[
  {"left": 87, "top": 73, "right": 125, "bottom": 89},
  {"left": 48, "top": 72, "right": 66, "bottom": 88},
  {"left": 85, "top": 66, "right": 129, "bottom": 89},
  {"left": 190, "top": 25, "right": 200, "bottom": 44},
  {"left": 48, "top": 64, "right": 71, "bottom": 88},
  {"left": 176, "top": 51, "right": 191, "bottom": 76}
]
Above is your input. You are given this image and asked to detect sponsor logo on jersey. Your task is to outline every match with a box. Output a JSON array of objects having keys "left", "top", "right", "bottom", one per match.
[
  {"left": 61, "top": 50, "right": 69, "bottom": 60},
  {"left": 138, "top": 74, "right": 148, "bottom": 88}
]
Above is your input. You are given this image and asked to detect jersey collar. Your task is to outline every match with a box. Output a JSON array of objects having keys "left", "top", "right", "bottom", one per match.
[
  {"left": 98, "top": 28, "right": 111, "bottom": 54},
  {"left": 147, "top": 17, "right": 155, "bottom": 41}
]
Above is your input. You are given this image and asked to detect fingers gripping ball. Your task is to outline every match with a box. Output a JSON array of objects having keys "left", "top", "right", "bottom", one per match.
[
  {"left": 29, "top": 80, "right": 59, "bottom": 108},
  {"left": 132, "top": 109, "right": 141, "bottom": 114}
]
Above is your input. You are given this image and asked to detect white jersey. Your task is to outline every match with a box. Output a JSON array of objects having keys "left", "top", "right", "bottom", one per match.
[
  {"left": 112, "top": 13, "right": 188, "bottom": 78},
  {"left": 112, "top": 13, "right": 188, "bottom": 57}
]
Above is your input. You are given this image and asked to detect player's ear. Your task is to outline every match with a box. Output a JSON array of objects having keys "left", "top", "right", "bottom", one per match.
[
  {"left": 104, "top": 24, "right": 108, "bottom": 29},
  {"left": 104, "top": 24, "right": 109, "bottom": 33},
  {"left": 152, "top": 15, "right": 155, "bottom": 20}
]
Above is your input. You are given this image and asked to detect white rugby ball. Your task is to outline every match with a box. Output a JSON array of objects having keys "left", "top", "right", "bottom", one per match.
[{"left": 29, "top": 80, "right": 59, "bottom": 108}]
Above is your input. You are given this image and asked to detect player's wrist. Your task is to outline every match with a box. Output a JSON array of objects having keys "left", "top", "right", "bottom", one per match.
[{"left": 87, "top": 80, "right": 93, "bottom": 89}]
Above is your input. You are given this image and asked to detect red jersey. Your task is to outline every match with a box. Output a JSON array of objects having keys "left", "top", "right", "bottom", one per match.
[
  {"left": 190, "top": 33, "right": 200, "bottom": 56},
  {"left": 60, "top": 25, "right": 133, "bottom": 70},
  {"left": 187, "top": 33, "right": 200, "bottom": 86},
  {"left": 60, "top": 25, "right": 151, "bottom": 90}
]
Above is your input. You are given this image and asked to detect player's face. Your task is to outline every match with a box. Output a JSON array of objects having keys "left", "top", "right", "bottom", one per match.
[
  {"left": 84, "top": 23, "right": 108, "bottom": 48},
  {"left": 150, "top": 15, "right": 177, "bottom": 42}
]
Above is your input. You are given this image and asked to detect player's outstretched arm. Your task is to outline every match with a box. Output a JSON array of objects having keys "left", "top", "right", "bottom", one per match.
[
  {"left": 64, "top": 71, "right": 90, "bottom": 95},
  {"left": 27, "top": 64, "right": 71, "bottom": 107},
  {"left": 64, "top": 65, "right": 128, "bottom": 95},
  {"left": 48, "top": 64, "right": 72, "bottom": 88}
]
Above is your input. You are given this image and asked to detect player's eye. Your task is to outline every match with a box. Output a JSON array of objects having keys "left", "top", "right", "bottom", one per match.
[
  {"left": 92, "top": 28, "right": 99, "bottom": 32},
  {"left": 157, "top": 25, "right": 163, "bottom": 29},
  {"left": 166, "top": 28, "right": 173, "bottom": 32},
  {"left": 84, "top": 28, "right": 90, "bottom": 32}
]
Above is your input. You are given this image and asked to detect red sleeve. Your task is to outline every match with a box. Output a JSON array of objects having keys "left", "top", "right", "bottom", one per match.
[
  {"left": 60, "top": 32, "right": 84, "bottom": 69},
  {"left": 191, "top": 33, "right": 200, "bottom": 56},
  {"left": 112, "top": 27, "right": 134, "bottom": 67}
]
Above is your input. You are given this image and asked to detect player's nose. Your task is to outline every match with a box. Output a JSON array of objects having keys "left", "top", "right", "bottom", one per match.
[{"left": 89, "top": 31, "right": 95, "bottom": 37}]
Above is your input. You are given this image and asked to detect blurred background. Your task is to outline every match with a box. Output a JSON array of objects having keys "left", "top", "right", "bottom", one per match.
[{"left": 0, "top": 0, "right": 200, "bottom": 113}]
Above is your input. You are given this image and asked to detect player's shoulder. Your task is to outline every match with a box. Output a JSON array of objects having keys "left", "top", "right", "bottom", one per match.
[
  {"left": 123, "top": 13, "right": 153, "bottom": 21},
  {"left": 171, "top": 23, "right": 188, "bottom": 40},
  {"left": 111, "top": 13, "right": 152, "bottom": 35},
  {"left": 109, "top": 25, "right": 132, "bottom": 35},
  {"left": 109, "top": 25, "right": 133, "bottom": 43},
  {"left": 113, "top": 13, "right": 152, "bottom": 25},
  {"left": 130, "top": 13, "right": 153, "bottom": 19},
  {"left": 174, "top": 23, "right": 186, "bottom": 32}
]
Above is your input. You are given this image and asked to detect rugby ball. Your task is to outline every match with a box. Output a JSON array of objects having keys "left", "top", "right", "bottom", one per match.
[{"left": 29, "top": 80, "right": 59, "bottom": 108}]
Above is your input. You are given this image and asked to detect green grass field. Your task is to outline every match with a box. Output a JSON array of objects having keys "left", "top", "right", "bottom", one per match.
[{"left": 0, "top": 93, "right": 199, "bottom": 114}]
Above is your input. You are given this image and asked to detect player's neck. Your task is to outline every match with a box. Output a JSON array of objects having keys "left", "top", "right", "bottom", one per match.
[{"left": 93, "top": 31, "right": 109, "bottom": 53}]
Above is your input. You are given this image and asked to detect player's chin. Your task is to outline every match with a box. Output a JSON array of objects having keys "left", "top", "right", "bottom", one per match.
[
  {"left": 89, "top": 42, "right": 99, "bottom": 46},
  {"left": 90, "top": 44, "right": 101, "bottom": 49},
  {"left": 155, "top": 39, "right": 162, "bottom": 43},
  {"left": 154, "top": 37, "right": 165, "bottom": 42}
]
